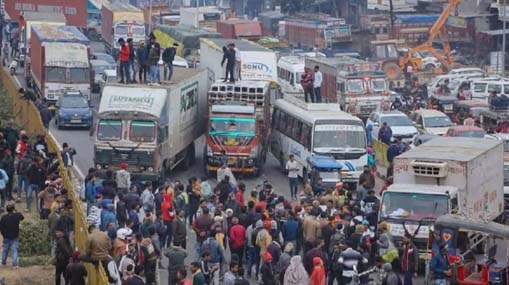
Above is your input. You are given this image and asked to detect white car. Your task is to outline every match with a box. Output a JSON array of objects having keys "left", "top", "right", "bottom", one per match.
[
  {"left": 409, "top": 109, "right": 452, "bottom": 136},
  {"left": 367, "top": 110, "right": 419, "bottom": 143},
  {"left": 99, "top": 69, "right": 117, "bottom": 94},
  {"left": 448, "top": 67, "right": 486, "bottom": 77}
]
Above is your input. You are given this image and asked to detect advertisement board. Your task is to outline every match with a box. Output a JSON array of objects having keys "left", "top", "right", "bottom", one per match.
[{"left": 240, "top": 51, "right": 277, "bottom": 82}]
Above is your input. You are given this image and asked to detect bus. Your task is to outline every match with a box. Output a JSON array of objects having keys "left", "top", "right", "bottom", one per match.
[
  {"left": 277, "top": 56, "right": 304, "bottom": 94},
  {"left": 269, "top": 94, "right": 367, "bottom": 189}
]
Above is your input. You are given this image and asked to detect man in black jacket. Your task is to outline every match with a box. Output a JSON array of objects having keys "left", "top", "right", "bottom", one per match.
[
  {"left": 163, "top": 43, "right": 178, "bottom": 81},
  {"left": 221, "top": 43, "right": 236, "bottom": 83},
  {"left": 27, "top": 156, "right": 45, "bottom": 212},
  {"left": 0, "top": 204, "right": 24, "bottom": 267}
]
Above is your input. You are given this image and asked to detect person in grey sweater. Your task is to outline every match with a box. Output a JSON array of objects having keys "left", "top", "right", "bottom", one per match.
[{"left": 164, "top": 245, "right": 187, "bottom": 285}]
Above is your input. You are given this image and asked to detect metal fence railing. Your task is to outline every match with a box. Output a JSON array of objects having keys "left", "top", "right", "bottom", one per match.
[{"left": 0, "top": 70, "right": 108, "bottom": 285}]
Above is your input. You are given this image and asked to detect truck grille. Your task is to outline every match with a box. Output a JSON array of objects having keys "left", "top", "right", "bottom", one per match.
[
  {"left": 95, "top": 149, "right": 154, "bottom": 167},
  {"left": 410, "top": 160, "right": 448, "bottom": 178}
]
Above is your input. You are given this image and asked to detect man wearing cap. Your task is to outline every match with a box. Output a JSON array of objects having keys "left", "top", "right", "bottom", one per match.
[
  {"left": 118, "top": 38, "right": 131, "bottom": 84},
  {"left": 116, "top": 163, "right": 131, "bottom": 195}
]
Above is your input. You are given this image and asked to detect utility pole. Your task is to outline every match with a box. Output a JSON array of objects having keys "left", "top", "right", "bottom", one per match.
[
  {"left": 389, "top": 0, "right": 395, "bottom": 37},
  {"left": 503, "top": 0, "right": 507, "bottom": 76},
  {"left": 148, "top": 0, "right": 153, "bottom": 35}
]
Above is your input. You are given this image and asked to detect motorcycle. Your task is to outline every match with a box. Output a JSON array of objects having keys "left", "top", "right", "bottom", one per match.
[{"left": 9, "top": 57, "right": 18, "bottom": 75}]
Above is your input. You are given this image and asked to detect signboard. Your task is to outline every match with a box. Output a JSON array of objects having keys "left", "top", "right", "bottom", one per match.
[
  {"left": 180, "top": 82, "right": 199, "bottom": 130},
  {"left": 99, "top": 87, "right": 167, "bottom": 118},
  {"left": 447, "top": 16, "right": 467, "bottom": 29},
  {"left": 324, "top": 25, "right": 352, "bottom": 42},
  {"left": 241, "top": 51, "right": 278, "bottom": 81}
]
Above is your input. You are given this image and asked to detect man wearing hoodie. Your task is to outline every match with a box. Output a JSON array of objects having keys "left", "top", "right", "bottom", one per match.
[
  {"left": 137, "top": 42, "right": 148, "bottom": 83},
  {"left": 172, "top": 209, "right": 187, "bottom": 248},
  {"left": 116, "top": 163, "right": 131, "bottom": 195},
  {"left": 161, "top": 193, "right": 175, "bottom": 248},
  {"left": 100, "top": 203, "right": 117, "bottom": 231},
  {"left": 229, "top": 217, "right": 245, "bottom": 265}
]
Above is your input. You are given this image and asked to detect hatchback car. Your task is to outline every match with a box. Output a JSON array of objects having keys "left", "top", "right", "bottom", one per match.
[
  {"left": 91, "top": 59, "right": 116, "bottom": 92},
  {"left": 409, "top": 109, "right": 452, "bottom": 136},
  {"left": 92, "top": 52, "right": 116, "bottom": 66},
  {"left": 55, "top": 92, "right": 93, "bottom": 129},
  {"left": 367, "top": 110, "right": 419, "bottom": 143},
  {"left": 444, "top": 125, "right": 486, "bottom": 138},
  {"left": 99, "top": 69, "right": 117, "bottom": 94}
]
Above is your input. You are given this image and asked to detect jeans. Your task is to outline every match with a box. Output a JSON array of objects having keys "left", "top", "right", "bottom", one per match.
[
  {"left": 55, "top": 262, "right": 68, "bottom": 285},
  {"left": 2, "top": 238, "right": 18, "bottom": 266},
  {"left": 163, "top": 220, "right": 173, "bottom": 248},
  {"left": 129, "top": 59, "right": 136, "bottom": 82},
  {"left": 246, "top": 246, "right": 256, "bottom": 276},
  {"left": 289, "top": 177, "right": 298, "bottom": 198},
  {"left": 27, "top": 184, "right": 39, "bottom": 210},
  {"left": 404, "top": 270, "right": 414, "bottom": 285},
  {"left": 138, "top": 64, "right": 147, "bottom": 82},
  {"left": 231, "top": 245, "right": 244, "bottom": 266},
  {"left": 119, "top": 61, "right": 130, "bottom": 83},
  {"left": 150, "top": 65, "right": 159, "bottom": 83},
  {"left": 16, "top": 175, "right": 29, "bottom": 199},
  {"left": 304, "top": 87, "right": 315, "bottom": 103},
  {"left": 225, "top": 62, "right": 235, "bottom": 82},
  {"left": 164, "top": 62, "right": 174, "bottom": 81},
  {"left": 210, "top": 262, "right": 220, "bottom": 285},
  {"left": 314, "top": 87, "right": 322, "bottom": 102},
  {"left": 0, "top": 189, "right": 5, "bottom": 209}
]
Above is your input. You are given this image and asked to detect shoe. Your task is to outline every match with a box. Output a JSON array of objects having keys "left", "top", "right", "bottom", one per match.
[
  {"left": 132, "top": 80, "right": 138, "bottom": 83},
  {"left": 118, "top": 81, "right": 125, "bottom": 84}
]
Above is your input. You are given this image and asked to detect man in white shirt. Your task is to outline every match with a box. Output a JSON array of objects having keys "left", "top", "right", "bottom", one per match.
[
  {"left": 286, "top": 154, "right": 300, "bottom": 200},
  {"left": 234, "top": 44, "right": 241, "bottom": 81},
  {"left": 313, "top": 65, "right": 323, "bottom": 103}
]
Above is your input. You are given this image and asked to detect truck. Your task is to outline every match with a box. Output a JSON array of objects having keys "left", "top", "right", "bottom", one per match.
[
  {"left": 306, "top": 57, "right": 390, "bottom": 118},
  {"left": 29, "top": 25, "right": 91, "bottom": 103},
  {"left": 94, "top": 68, "right": 210, "bottom": 180},
  {"left": 378, "top": 137, "right": 504, "bottom": 261},
  {"left": 200, "top": 38, "right": 278, "bottom": 82},
  {"left": 101, "top": 2, "right": 145, "bottom": 59},
  {"left": 4, "top": 0, "right": 87, "bottom": 27},
  {"left": 19, "top": 11, "right": 65, "bottom": 73},
  {"left": 204, "top": 81, "right": 273, "bottom": 177}
]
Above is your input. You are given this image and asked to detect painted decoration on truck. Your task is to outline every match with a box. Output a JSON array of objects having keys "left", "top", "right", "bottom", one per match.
[
  {"left": 241, "top": 51, "right": 277, "bottom": 82},
  {"left": 180, "top": 82, "right": 198, "bottom": 130},
  {"left": 99, "top": 87, "right": 167, "bottom": 118}
]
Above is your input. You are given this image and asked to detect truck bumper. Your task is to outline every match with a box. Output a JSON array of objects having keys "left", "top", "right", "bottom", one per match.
[{"left": 206, "top": 155, "right": 258, "bottom": 173}]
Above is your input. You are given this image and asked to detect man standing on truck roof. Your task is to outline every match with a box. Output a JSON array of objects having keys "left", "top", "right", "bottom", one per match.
[
  {"left": 127, "top": 38, "right": 136, "bottom": 83},
  {"left": 163, "top": 43, "right": 178, "bottom": 82},
  {"left": 313, "top": 66, "right": 322, "bottom": 103},
  {"left": 137, "top": 42, "right": 148, "bottom": 84},
  {"left": 301, "top": 68, "right": 315, "bottom": 103},
  {"left": 233, "top": 43, "right": 241, "bottom": 81},
  {"left": 221, "top": 43, "right": 236, "bottom": 83},
  {"left": 118, "top": 38, "right": 131, "bottom": 84}
]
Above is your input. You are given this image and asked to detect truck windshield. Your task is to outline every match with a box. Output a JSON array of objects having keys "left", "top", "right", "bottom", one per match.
[
  {"left": 115, "top": 25, "right": 128, "bottom": 35},
  {"left": 132, "top": 25, "right": 145, "bottom": 36},
  {"left": 70, "top": 68, "right": 90, "bottom": 83},
  {"left": 424, "top": 116, "right": 452, "bottom": 128},
  {"left": 130, "top": 120, "right": 156, "bottom": 142},
  {"left": 97, "top": 119, "right": 122, "bottom": 141},
  {"left": 313, "top": 124, "right": 366, "bottom": 151},
  {"left": 381, "top": 192, "right": 449, "bottom": 220},
  {"left": 371, "top": 78, "right": 387, "bottom": 91},
  {"left": 46, "top": 67, "right": 66, "bottom": 82},
  {"left": 209, "top": 117, "right": 256, "bottom": 137},
  {"left": 346, "top": 79, "right": 364, "bottom": 93}
]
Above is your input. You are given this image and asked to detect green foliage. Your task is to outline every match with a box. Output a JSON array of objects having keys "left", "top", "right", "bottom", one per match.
[
  {"left": 19, "top": 255, "right": 52, "bottom": 267},
  {"left": 0, "top": 83, "right": 13, "bottom": 124},
  {"left": 19, "top": 219, "right": 51, "bottom": 257}
]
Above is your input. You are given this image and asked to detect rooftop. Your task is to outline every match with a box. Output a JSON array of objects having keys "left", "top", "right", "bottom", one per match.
[
  {"left": 108, "top": 67, "right": 202, "bottom": 87},
  {"left": 103, "top": 2, "right": 142, "bottom": 12},
  {"left": 32, "top": 25, "right": 89, "bottom": 43},
  {"left": 204, "top": 38, "right": 270, "bottom": 52}
]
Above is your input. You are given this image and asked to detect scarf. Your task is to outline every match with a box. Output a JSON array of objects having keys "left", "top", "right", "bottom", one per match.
[{"left": 283, "top": 256, "right": 308, "bottom": 285}]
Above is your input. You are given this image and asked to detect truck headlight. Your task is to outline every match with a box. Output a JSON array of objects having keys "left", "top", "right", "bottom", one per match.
[
  {"left": 249, "top": 146, "right": 258, "bottom": 158},
  {"left": 148, "top": 167, "right": 154, "bottom": 172}
]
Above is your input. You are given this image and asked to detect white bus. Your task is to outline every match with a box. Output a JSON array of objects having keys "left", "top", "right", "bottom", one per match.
[
  {"left": 277, "top": 56, "right": 304, "bottom": 94},
  {"left": 269, "top": 95, "right": 367, "bottom": 189}
]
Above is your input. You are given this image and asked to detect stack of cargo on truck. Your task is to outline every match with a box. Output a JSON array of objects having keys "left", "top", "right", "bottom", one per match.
[
  {"left": 204, "top": 81, "right": 272, "bottom": 177},
  {"left": 94, "top": 68, "right": 210, "bottom": 180},
  {"left": 4, "top": 0, "right": 87, "bottom": 27},
  {"left": 306, "top": 56, "right": 390, "bottom": 118},
  {"left": 379, "top": 137, "right": 504, "bottom": 261},
  {"left": 28, "top": 25, "right": 91, "bottom": 102},
  {"left": 101, "top": 2, "right": 145, "bottom": 59}
]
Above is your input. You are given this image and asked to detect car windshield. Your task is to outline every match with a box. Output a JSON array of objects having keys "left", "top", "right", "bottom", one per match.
[
  {"left": 424, "top": 116, "right": 452, "bottom": 128},
  {"left": 97, "top": 119, "right": 122, "bottom": 141},
  {"left": 46, "top": 67, "right": 66, "bottom": 82},
  {"left": 347, "top": 79, "right": 364, "bottom": 93},
  {"left": 313, "top": 124, "right": 366, "bottom": 151},
  {"left": 94, "top": 64, "right": 115, "bottom": 75},
  {"left": 381, "top": 192, "right": 449, "bottom": 220},
  {"left": 450, "top": 80, "right": 461, "bottom": 90},
  {"left": 130, "top": 120, "right": 156, "bottom": 142},
  {"left": 319, "top": 171, "right": 340, "bottom": 181},
  {"left": 456, "top": 130, "right": 485, "bottom": 138},
  {"left": 209, "top": 117, "right": 256, "bottom": 137},
  {"left": 70, "top": 68, "right": 90, "bottom": 83},
  {"left": 381, "top": 115, "right": 412, "bottom": 127},
  {"left": 60, "top": 96, "right": 89, "bottom": 108},
  {"left": 371, "top": 79, "right": 386, "bottom": 91}
]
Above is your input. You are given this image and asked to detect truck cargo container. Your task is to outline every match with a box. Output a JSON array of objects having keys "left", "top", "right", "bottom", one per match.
[
  {"left": 101, "top": 2, "right": 145, "bottom": 59},
  {"left": 258, "top": 11, "right": 286, "bottom": 36},
  {"left": 285, "top": 17, "right": 352, "bottom": 49},
  {"left": 216, "top": 19, "right": 263, "bottom": 40},
  {"left": 29, "top": 25, "right": 91, "bottom": 102},
  {"left": 154, "top": 25, "right": 221, "bottom": 57},
  {"left": 5, "top": 0, "right": 87, "bottom": 27},
  {"left": 94, "top": 68, "right": 211, "bottom": 180},
  {"left": 379, "top": 137, "right": 504, "bottom": 260},
  {"left": 200, "top": 38, "right": 277, "bottom": 82}
]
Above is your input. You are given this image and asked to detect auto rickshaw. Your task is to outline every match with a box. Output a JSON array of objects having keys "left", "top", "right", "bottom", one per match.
[
  {"left": 453, "top": 100, "right": 490, "bottom": 125},
  {"left": 428, "top": 94, "right": 458, "bottom": 116},
  {"left": 480, "top": 109, "right": 509, "bottom": 134},
  {"left": 306, "top": 155, "right": 342, "bottom": 190},
  {"left": 430, "top": 215, "right": 509, "bottom": 285}
]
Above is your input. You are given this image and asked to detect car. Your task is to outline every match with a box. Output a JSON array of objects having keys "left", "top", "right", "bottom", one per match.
[
  {"left": 99, "top": 69, "right": 117, "bottom": 94},
  {"left": 91, "top": 59, "right": 116, "bottom": 92},
  {"left": 448, "top": 67, "right": 486, "bottom": 77},
  {"left": 444, "top": 125, "right": 486, "bottom": 138},
  {"left": 92, "top": 52, "right": 116, "bottom": 66},
  {"left": 409, "top": 109, "right": 452, "bottom": 136},
  {"left": 55, "top": 91, "right": 93, "bottom": 129},
  {"left": 173, "top": 56, "right": 189, "bottom": 68},
  {"left": 367, "top": 110, "right": 419, "bottom": 143}
]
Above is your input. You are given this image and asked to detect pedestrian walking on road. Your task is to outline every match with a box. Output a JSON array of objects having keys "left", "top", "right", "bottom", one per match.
[
  {"left": 118, "top": 38, "right": 130, "bottom": 84},
  {"left": 401, "top": 233, "right": 419, "bottom": 285},
  {"left": 378, "top": 122, "right": 393, "bottom": 145},
  {"left": 286, "top": 154, "right": 299, "bottom": 200},
  {"left": 0, "top": 204, "right": 24, "bottom": 268},
  {"left": 54, "top": 228, "right": 72, "bottom": 285},
  {"left": 313, "top": 65, "right": 323, "bottom": 103},
  {"left": 65, "top": 251, "right": 87, "bottom": 285},
  {"left": 116, "top": 162, "right": 131, "bottom": 195},
  {"left": 61, "top": 142, "right": 76, "bottom": 168}
]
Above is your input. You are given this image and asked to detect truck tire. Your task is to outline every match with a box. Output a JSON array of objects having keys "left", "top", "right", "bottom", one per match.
[{"left": 383, "top": 62, "right": 403, "bottom": 80}]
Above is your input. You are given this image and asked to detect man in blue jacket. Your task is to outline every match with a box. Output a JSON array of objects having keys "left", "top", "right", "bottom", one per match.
[
  {"left": 85, "top": 174, "right": 97, "bottom": 214},
  {"left": 378, "top": 122, "right": 393, "bottom": 145},
  {"left": 430, "top": 243, "right": 450, "bottom": 285},
  {"left": 137, "top": 41, "right": 148, "bottom": 83},
  {"left": 282, "top": 212, "right": 299, "bottom": 253}
]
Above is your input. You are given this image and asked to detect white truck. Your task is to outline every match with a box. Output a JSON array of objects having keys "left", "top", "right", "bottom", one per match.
[
  {"left": 199, "top": 38, "right": 278, "bottom": 82},
  {"left": 94, "top": 68, "right": 210, "bottom": 180},
  {"left": 379, "top": 137, "right": 504, "bottom": 260}
]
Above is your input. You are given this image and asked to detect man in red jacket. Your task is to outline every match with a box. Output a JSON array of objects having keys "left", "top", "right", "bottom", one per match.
[
  {"left": 160, "top": 193, "right": 175, "bottom": 248},
  {"left": 229, "top": 217, "right": 246, "bottom": 266},
  {"left": 118, "top": 38, "right": 130, "bottom": 84}
]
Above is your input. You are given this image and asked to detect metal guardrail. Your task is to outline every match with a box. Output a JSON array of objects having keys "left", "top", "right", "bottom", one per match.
[{"left": 0, "top": 70, "right": 108, "bottom": 285}]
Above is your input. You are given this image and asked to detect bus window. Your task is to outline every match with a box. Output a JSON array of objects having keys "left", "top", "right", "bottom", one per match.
[
  {"left": 285, "top": 116, "right": 295, "bottom": 137},
  {"left": 279, "top": 112, "right": 288, "bottom": 133},
  {"left": 301, "top": 124, "right": 311, "bottom": 149},
  {"left": 272, "top": 109, "right": 280, "bottom": 127},
  {"left": 290, "top": 72, "right": 294, "bottom": 85},
  {"left": 293, "top": 120, "right": 302, "bottom": 141}
]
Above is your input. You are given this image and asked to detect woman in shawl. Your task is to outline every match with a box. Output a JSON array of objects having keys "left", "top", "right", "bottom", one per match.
[
  {"left": 284, "top": 256, "right": 309, "bottom": 285},
  {"left": 310, "top": 257, "right": 326, "bottom": 285}
]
